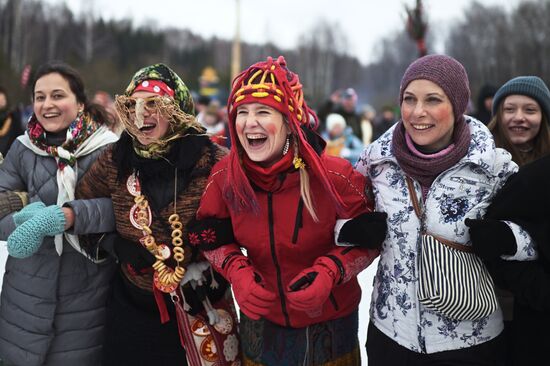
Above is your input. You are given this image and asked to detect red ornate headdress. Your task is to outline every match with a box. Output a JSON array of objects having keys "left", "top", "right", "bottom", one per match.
[{"left": 224, "top": 56, "right": 345, "bottom": 214}]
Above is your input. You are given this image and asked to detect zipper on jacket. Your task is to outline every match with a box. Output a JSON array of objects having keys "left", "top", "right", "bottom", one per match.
[
  {"left": 268, "top": 192, "right": 291, "bottom": 327},
  {"left": 291, "top": 198, "right": 304, "bottom": 244},
  {"left": 329, "top": 292, "right": 339, "bottom": 311}
]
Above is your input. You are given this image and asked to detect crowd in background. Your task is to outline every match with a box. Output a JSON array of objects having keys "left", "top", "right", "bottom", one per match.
[
  {"left": 0, "top": 80, "right": 511, "bottom": 168},
  {"left": 1, "top": 55, "right": 550, "bottom": 366},
  {"left": 5, "top": 77, "right": 520, "bottom": 165},
  {"left": 1, "top": 83, "right": 398, "bottom": 164}
]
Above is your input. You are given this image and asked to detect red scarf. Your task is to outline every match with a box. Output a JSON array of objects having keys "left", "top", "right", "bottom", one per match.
[{"left": 241, "top": 150, "right": 295, "bottom": 192}]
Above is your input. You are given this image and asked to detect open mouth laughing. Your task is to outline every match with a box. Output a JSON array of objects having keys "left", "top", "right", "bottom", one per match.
[
  {"left": 246, "top": 133, "right": 268, "bottom": 147},
  {"left": 139, "top": 122, "right": 157, "bottom": 133}
]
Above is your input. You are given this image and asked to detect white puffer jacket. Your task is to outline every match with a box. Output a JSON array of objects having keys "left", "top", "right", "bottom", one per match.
[{"left": 356, "top": 117, "right": 532, "bottom": 353}]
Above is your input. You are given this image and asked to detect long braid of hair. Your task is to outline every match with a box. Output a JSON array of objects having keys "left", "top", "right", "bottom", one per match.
[{"left": 277, "top": 67, "right": 346, "bottom": 216}]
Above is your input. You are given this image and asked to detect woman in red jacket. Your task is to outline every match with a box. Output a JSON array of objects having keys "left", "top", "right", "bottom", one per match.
[{"left": 188, "top": 56, "right": 386, "bottom": 365}]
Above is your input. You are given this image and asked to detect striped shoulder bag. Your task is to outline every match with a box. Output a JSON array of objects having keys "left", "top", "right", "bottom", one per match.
[{"left": 406, "top": 177, "right": 499, "bottom": 321}]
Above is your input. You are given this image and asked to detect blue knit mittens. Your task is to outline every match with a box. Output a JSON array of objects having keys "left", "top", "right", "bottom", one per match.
[
  {"left": 8, "top": 205, "right": 66, "bottom": 258},
  {"left": 13, "top": 201, "right": 46, "bottom": 226}
]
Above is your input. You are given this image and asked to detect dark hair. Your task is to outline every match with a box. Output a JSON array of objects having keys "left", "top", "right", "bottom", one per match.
[
  {"left": 31, "top": 61, "right": 113, "bottom": 125},
  {"left": 488, "top": 102, "right": 550, "bottom": 166}
]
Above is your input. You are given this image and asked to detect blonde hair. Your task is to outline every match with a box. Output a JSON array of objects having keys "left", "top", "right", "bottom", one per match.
[
  {"left": 286, "top": 126, "right": 318, "bottom": 222},
  {"left": 296, "top": 149, "right": 318, "bottom": 222}
]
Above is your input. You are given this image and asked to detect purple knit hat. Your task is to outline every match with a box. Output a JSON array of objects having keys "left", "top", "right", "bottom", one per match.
[{"left": 399, "top": 54, "right": 470, "bottom": 123}]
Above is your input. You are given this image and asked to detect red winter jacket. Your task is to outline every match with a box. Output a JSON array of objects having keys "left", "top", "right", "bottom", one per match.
[{"left": 195, "top": 154, "right": 378, "bottom": 328}]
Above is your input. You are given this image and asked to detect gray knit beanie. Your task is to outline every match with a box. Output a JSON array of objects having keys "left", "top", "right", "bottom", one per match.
[
  {"left": 492, "top": 76, "right": 550, "bottom": 119},
  {"left": 399, "top": 54, "right": 470, "bottom": 123}
]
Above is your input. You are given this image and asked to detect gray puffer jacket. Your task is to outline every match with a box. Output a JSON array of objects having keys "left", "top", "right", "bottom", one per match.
[{"left": 0, "top": 139, "right": 116, "bottom": 366}]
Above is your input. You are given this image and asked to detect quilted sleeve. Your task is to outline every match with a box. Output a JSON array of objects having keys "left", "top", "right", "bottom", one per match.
[
  {"left": 0, "top": 141, "right": 28, "bottom": 239},
  {"left": 0, "top": 140, "right": 26, "bottom": 192}
]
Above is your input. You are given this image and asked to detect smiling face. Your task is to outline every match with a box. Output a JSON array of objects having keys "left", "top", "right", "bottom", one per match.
[
  {"left": 499, "top": 94, "right": 542, "bottom": 150},
  {"left": 235, "top": 103, "right": 290, "bottom": 167},
  {"left": 401, "top": 79, "right": 455, "bottom": 152},
  {"left": 33, "top": 72, "right": 83, "bottom": 133},
  {"left": 130, "top": 90, "right": 171, "bottom": 145}
]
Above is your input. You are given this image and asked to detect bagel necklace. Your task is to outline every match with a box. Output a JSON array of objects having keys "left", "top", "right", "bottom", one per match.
[{"left": 127, "top": 168, "right": 185, "bottom": 293}]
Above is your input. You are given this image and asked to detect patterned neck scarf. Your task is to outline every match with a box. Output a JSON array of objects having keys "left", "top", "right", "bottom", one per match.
[{"left": 27, "top": 111, "right": 100, "bottom": 169}]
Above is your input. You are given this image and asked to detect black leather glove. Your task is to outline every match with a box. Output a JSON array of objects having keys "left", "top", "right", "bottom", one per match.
[
  {"left": 465, "top": 218, "right": 517, "bottom": 260},
  {"left": 337, "top": 212, "right": 388, "bottom": 249},
  {"left": 114, "top": 236, "right": 155, "bottom": 273}
]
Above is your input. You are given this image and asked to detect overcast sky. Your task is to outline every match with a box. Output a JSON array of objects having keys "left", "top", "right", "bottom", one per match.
[{"left": 46, "top": 0, "right": 519, "bottom": 64}]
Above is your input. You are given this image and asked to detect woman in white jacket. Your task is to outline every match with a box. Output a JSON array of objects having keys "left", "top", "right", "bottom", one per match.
[{"left": 356, "top": 55, "right": 534, "bottom": 365}]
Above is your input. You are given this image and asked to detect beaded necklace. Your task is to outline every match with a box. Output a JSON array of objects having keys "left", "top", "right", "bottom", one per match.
[{"left": 127, "top": 169, "right": 186, "bottom": 293}]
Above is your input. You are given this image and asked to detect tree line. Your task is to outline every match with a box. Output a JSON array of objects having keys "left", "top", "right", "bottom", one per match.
[
  {"left": 366, "top": 0, "right": 550, "bottom": 110},
  {"left": 1, "top": 0, "right": 549, "bottom": 112}
]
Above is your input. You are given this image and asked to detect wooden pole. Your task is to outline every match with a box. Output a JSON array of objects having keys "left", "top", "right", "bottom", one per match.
[{"left": 230, "top": 0, "right": 242, "bottom": 84}]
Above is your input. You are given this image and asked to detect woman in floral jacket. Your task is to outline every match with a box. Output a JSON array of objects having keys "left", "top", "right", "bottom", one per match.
[{"left": 355, "top": 55, "right": 534, "bottom": 365}]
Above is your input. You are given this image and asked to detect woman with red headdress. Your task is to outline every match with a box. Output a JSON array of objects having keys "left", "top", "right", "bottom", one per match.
[{"left": 187, "top": 56, "right": 386, "bottom": 365}]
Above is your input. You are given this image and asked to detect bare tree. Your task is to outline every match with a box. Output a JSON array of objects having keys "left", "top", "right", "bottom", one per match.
[
  {"left": 446, "top": 2, "right": 512, "bottom": 96},
  {"left": 295, "top": 19, "right": 349, "bottom": 106},
  {"left": 8, "top": 0, "right": 22, "bottom": 71},
  {"left": 360, "top": 30, "right": 418, "bottom": 109},
  {"left": 511, "top": 0, "right": 550, "bottom": 77},
  {"left": 81, "top": 0, "right": 95, "bottom": 63},
  {"left": 445, "top": 0, "right": 550, "bottom": 102}
]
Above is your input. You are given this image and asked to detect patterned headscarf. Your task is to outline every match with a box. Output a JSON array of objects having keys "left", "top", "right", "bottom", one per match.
[
  {"left": 225, "top": 56, "right": 345, "bottom": 213},
  {"left": 27, "top": 111, "right": 99, "bottom": 169},
  {"left": 116, "top": 63, "right": 204, "bottom": 159}
]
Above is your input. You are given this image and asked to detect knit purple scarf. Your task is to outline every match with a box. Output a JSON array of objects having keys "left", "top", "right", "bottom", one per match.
[{"left": 392, "top": 117, "right": 471, "bottom": 195}]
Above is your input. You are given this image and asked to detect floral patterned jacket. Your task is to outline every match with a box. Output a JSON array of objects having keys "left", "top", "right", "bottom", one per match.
[{"left": 355, "top": 117, "right": 533, "bottom": 353}]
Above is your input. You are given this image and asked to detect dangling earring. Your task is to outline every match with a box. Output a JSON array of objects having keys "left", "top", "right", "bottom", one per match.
[
  {"left": 282, "top": 136, "right": 290, "bottom": 156},
  {"left": 292, "top": 138, "right": 306, "bottom": 170}
]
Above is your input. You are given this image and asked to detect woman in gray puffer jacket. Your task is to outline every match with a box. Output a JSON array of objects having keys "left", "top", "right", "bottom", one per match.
[{"left": 0, "top": 62, "right": 118, "bottom": 366}]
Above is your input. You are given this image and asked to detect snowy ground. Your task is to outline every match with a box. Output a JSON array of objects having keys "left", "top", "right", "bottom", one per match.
[
  {"left": 0, "top": 240, "right": 377, "bottom": 365},
  {"left": 357, "top": 258, "right": 377, "bottom": 364}
]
